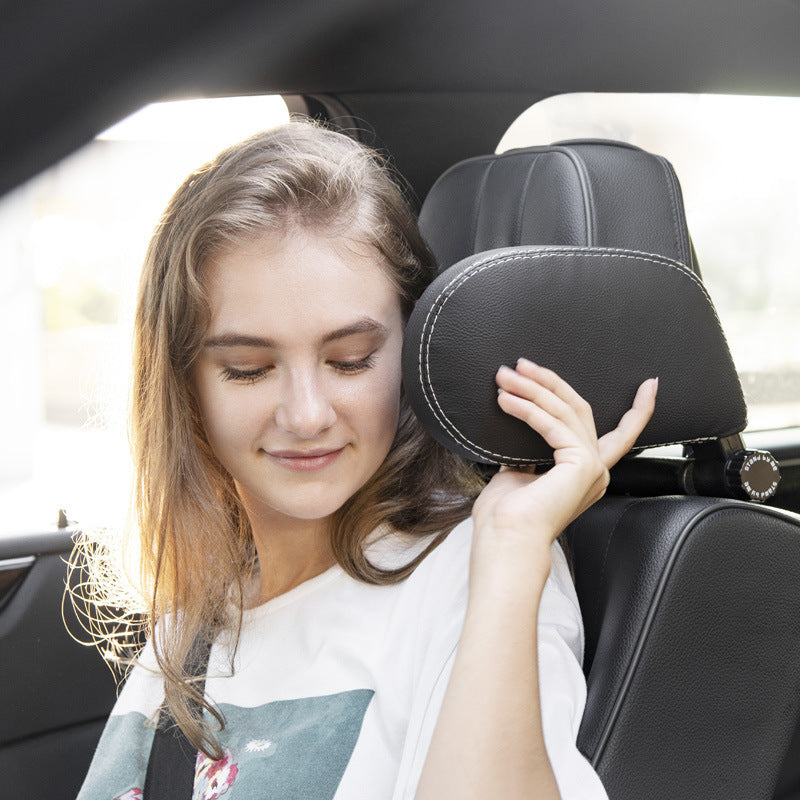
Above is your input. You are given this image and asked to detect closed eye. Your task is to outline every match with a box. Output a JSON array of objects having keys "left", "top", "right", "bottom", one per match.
[
  {"left": 329, "top": 355, "right": 375, "bottom": 374},
  {"left": 221, "top": 365, "right": 273, "bottom": 384}
]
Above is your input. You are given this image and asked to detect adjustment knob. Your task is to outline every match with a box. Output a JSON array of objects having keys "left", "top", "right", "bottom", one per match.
[{"left": 725, "top": 450, "right": 781, "bottom": 502}]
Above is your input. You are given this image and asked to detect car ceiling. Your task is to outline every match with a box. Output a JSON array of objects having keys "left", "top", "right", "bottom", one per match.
[{"left": 3, "top": 0, "right": 800, "bottom": 202}]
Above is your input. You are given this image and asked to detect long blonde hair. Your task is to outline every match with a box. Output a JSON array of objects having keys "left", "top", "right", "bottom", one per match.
[{"left": 77, "top": 121, "right": 482, "bottom": 758}]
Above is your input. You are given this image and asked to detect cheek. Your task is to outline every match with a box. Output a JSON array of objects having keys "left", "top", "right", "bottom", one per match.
[
  {"left": 358, "top": 359, "right": 403, "bottom": 446},
  {"left": 193, "top": 374, "right": 259, "bottom": 457}
]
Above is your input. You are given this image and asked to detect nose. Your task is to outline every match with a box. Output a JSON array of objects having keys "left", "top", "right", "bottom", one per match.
[{"left": 274, "top": 368, "right": 337, "bottom": 438}]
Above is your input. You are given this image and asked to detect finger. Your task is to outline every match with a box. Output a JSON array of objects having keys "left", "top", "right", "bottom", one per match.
[
  {"left": 496, "top": 365, "right": 572, "bottom": 420},
  {"left": 597, "top": 377, "right": 658, "bottom": 467},
  {"left": 496, "top": 386, "right": 587, "bottom": 451},
  {"left": 496, "top": 363, "right": 596, "bottom": 441},
  {"left": 514, "top": 358, "right": 597, "bottom": 433}
]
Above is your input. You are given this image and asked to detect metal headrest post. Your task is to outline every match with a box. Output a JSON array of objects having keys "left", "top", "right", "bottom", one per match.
[{"left": 609, "top": 435, "right": 781, "bottom": 502}]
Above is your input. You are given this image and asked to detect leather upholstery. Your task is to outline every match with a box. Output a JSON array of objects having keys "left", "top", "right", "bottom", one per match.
[
  {"left": 419, "top": 140, "right": 697, "bottom": 274},
  {"left": 403, "top": 245, "right": 745, "bottom": 464},
  {"left": 407, "top": 140, "right": 800, "bottom": 800},
  {"left": 405, "top": 141, "right": 744, "bottom": 465},
  {"left": 568, "top": 496, "right": 800, "bottom": 800}
]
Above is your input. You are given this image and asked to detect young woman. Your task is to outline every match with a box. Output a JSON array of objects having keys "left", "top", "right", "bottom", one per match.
[{"left": 77, "top": 121, "right": 656, "bottom": 800}]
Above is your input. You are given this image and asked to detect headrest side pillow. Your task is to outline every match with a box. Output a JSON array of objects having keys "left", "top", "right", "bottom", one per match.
[{"left": 402, "top": 245, "right": 746, "bottom": 465}]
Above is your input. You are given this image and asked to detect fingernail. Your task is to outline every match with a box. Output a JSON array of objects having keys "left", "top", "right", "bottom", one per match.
[{"left": 516, "top": 357, "right": 537, "bottom": 368}]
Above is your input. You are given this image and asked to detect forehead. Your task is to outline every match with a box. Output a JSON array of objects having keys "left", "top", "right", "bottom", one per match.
[{"left": 203, "top": 227, "right": 402, "bottom": 338}]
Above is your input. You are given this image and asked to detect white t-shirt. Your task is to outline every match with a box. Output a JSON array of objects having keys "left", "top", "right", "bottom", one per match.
[{"left": 77, "top": 518, "right": 608, "bottom": 800}]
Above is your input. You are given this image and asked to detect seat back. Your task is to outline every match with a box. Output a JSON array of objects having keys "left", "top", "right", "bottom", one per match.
[
  {"left": 569, "top": 495, "right": 800, "bottom": 800},
  {"left": 404, "top": 140, "right": 800, "bottom": 800}
]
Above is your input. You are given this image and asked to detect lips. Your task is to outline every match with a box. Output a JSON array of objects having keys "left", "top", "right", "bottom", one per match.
[{"left": 266, "top": 447, "right": 345, "bottom": 472}]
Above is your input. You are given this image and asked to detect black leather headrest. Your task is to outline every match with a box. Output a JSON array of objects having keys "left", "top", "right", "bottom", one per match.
[
  {"left": 403, "top": 142, "right": 746, "bottom": 465},
  {"left": 418, "top": 139, "right": 698, "bottom": 274}
]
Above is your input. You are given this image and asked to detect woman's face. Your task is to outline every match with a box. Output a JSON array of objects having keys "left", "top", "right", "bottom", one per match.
[{"left": 192, "top": 226, "right": 405, "bottom": 531}]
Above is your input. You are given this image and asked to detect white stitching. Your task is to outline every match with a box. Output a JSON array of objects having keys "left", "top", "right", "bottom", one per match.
[
  {"left": 420, "top": 248, "right": 728, "bottom": 461},
  {"left": 417, "top": 247, "right": 737, "bottom": 464}
]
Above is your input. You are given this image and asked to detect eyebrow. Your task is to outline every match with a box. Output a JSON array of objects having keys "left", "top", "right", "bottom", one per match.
[{"left": 203, "top": 317, "right": 390, "bottom": 349}]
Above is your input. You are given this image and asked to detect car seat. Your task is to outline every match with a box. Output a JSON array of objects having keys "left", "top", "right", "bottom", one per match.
[{"left": 402, "top": 140, "right": 800, "bottom": 800}]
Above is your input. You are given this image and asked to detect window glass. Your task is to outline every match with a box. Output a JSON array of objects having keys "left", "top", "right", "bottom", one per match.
[
  {"left": 498, "top": 93, "right": 800, "bottom": 433},
  {"left": 0, "top": 96, "right": 289, "bottom": 534}
]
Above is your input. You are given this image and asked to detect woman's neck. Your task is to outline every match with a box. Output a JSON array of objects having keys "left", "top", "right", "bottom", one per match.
[{"left": 247, "top": 511, "right": 338, "bottom": 606}]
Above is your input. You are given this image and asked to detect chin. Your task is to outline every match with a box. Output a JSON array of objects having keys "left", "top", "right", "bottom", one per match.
[
  {"left": 235, "top": 465, "right": 380, "bottom": 527},
  {"left": 249, "top": 486, "right": 359, "bottom": 525}
]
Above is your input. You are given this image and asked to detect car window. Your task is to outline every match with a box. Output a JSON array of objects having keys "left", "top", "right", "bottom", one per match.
[
  {"left": 0, "top": 96, "right": 289, "bottom": 534},
  {"left": 3, "top": 93, "right": 797, "bottom": 535},
  {"left": 498, "top": 93, "right": 800, "bottom": 434}
]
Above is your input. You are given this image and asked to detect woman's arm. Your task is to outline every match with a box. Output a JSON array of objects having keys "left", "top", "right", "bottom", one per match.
[{"left": 414, "top": 359, "right": 657, "bottom": 799}]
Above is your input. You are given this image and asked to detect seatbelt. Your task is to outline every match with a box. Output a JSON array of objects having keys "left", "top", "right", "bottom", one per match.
[{"left": 143, "top": 632, "right": 213, "bottom": 799}]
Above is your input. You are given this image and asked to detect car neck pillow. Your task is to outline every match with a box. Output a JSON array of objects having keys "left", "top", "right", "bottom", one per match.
[{"left": 402, "top": 142, "right": 746, "bottom": 465}]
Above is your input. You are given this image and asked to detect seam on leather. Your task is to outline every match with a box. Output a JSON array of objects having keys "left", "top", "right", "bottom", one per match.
[
  {"left": 514, "top": 155, "right": 540, "bottom": 245},
  {"left": 657, "top": 155, "right": 689, "bottom": 266},
  {"left": 418, "top": 247, "right": 730, "bottom": 463},
  {"left": 590, "top": 501, "right": 748, "bottom": 766},
  {"left": 561, "top": 146, "right": 596, "bottom": 246},
  {"left": 471, "top": 161, "right": 493, "bottom": 255},
  {"left": 493, "top": 146, "right": 596, "bottom": 245},
  {"left": 592, "top": 499, "right": 642, "bottom": 641}
]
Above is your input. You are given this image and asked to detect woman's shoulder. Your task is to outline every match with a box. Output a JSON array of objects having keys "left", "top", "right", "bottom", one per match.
[
  {"left": 406, "top": 518, "right": 584, "bottom": 664},
  {"left": 364, "top": 517, "right": 474, "bottom": 586},
  {"left": 365, "top": 517, "right": 577, "bottom": 611}
]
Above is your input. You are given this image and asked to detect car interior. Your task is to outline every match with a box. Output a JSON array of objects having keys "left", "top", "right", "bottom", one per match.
[{"left": 2, "top": 1, "right": 799, "bottom": 798}]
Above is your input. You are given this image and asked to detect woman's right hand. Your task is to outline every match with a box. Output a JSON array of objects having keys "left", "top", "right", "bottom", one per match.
[{"left": 469, "top": 359, "right": 657, "bottom": 589}]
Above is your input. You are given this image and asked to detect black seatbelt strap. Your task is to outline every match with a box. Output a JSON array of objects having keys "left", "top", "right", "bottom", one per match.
[{"left": 143, "top": 632, "right": 214, "bottom": 800}]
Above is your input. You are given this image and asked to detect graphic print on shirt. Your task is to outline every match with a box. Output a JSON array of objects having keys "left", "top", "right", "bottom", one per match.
[
  {"left": 191, "top": 689, "right": 374, "bottom": 799},
  {"left": 79, "top": 689, "right": 375, "bottom": 800},
  {"left": 194, "top": 747, "right": 239, "bottom": 799},
  {"left": 76, "top": 710, "right": 156, "bottom": 800}
]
